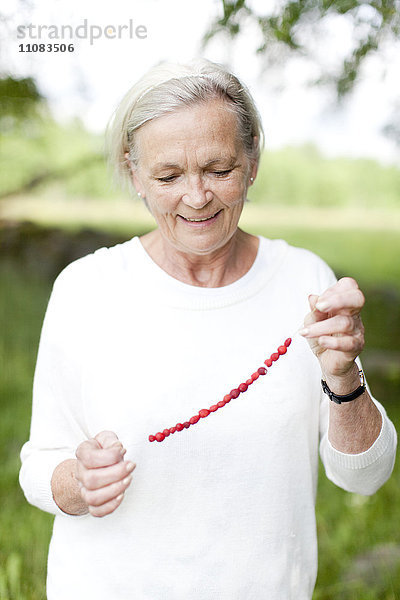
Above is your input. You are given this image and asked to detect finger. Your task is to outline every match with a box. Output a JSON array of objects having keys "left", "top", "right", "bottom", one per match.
[
  {"left": 76, "top": 439, "right": 125, "bottom": 469},
  {"left": 317, "top": 277, "right": 359, "bottom": 300},
  {"left": 77, "top": 460, "right": 136, "bottom": 491},
  {"left": 300, "top": 314, "right": 360, "bottom": 338},
  {"left": 335, "top": 276, "right": 360, "bottom": 291},
  {"left": 81, "top": 472, "right": 133, "bottom": 508},
  {"left": 303, "top": 294, "right": 326, "bottom": 328},
  {"left": 308, "top": 293, "right": 318, "bottom": 311},
  {"left": 88, "top": 493, "right": 125, "bottom": 518},
  {"left": 318, "top": 333, "right": 364, "bottom": 353},
  {"left": 313, "top": 277, "right": 359, "bottom": 305},
  {"left": 96, "top": 431, "right": 127, "bottom": 458},
  {"left": 95, "top": 431, "right": 123, "bottom": 450},
  {"left": 316, "top": 287, "right": 364, "bottom": 315}
]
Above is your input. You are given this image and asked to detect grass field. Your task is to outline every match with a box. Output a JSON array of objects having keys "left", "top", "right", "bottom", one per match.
[
  {"left": 1, "top": 205, "right": 399, "bottom": 598},
  {"left": 0, "top": 262, "right": 53, "bottom": 600}
]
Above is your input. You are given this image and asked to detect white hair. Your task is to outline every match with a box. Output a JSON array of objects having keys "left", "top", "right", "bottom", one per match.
[{"left": 106, "top": 58, "right": 264, "bottom": 192}]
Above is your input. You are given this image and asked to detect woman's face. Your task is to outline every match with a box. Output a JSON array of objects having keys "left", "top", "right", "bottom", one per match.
[{"left": 130, "top": 98, "right": 256, "bottom": 256}]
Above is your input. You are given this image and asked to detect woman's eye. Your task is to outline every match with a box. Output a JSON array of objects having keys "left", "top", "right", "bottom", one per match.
[
  {"left": 156, "top": 170, "right": 233, "bottom": 182},
  {"left": 157, "top": 175, "right": 177, "bottom": 183},
  {"left": 213, "top": 170, "right": 232, "bottom": 177}
]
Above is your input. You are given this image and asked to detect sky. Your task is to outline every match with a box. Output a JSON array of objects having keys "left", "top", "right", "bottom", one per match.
[{"left": 3, "top": 0, "right": 400, "bottom": 164}]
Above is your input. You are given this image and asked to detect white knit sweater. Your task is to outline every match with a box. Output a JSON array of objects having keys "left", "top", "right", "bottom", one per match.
[{"left": 19, "top": 236, "right": 397, "bottom": 599}]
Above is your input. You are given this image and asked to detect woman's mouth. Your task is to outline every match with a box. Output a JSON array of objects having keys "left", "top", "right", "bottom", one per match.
[{"left": 179, "top": 210, "right": 222, "bottom": 226}]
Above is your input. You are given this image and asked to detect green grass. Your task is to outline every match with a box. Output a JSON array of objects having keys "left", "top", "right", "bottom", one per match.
[{"left": 0, "top": 262, "right": 53, "bottom": 599}]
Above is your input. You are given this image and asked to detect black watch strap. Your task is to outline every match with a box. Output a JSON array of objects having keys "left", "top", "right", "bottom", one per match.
[{"left": 321, "top": 370, "right": 366, "bottom": 404}]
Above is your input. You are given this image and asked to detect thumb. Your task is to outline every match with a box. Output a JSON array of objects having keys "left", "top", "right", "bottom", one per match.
[
  {"left": 304, "top": 294, "right": 326, "bottom": 327},
  {"left": 308, "top": 293, "right": 318, "bottom": 311},
  {"left": 95, "top": 430, "right": 123, "bottom": 451}
]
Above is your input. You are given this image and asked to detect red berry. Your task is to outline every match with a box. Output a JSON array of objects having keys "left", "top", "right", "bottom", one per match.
[
  {"left": 246, "top": 378, "right": 253, "bottom": 386},
  {"left": 170, "top": 427, "right": 177, "bottom": 433},
  {"left": 189, "top": 415, "right": 200, "bottom": 424},
  {"left": 258, "top": 367, "right": 267, "bottom": 375},
  {"left": 209, "top": 404, "right": 219, "bottom": 412},
  {"left": 163, "top": 429, "right": 170, "bottom": 437},
  {"left": 284, "top": 338, "right": 292, "bottom": 347},
  {"left": 199, "top": 409, "right": 210, "bottom": 418},
  {"left": 217, "top": 400, "right": 226, "bottom": 408},
  {"left": 265, "top": 358, "right": 273, "bottom": 367},
  {"left": 230, "top": 389, "right": 240, "bottom": 399},
  {"left": 223, "top": 394, "right": 232, "bottom": 403},
  {"left": 149, "top": 435, "right": 156, "bottom": 442},
  {"left": 155, "top": 432, "right": 165, "bottom": 442},
  {"left": 271, "top": 352, "right": 279, "bottom": 362},
  {"left": 183, "top": 421, "right": 190, "bottom": 429},
  {"left": 239, "top": 383, "right": 248, "bottom": 392},
  {"left": 176, "top": 423, "right": 184, "bottom": 431},
  {"left": 278, "top": 345, "right": 287, "bottom": 355},
  {"left": 251, "top": 372, "right": 260, "bottom": 381}
]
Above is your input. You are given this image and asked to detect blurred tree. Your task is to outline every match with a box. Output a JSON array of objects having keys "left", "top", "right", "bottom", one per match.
[
  {"left": 383, "top": 103, "right": 400, "bottom": 145},
  {"left": 0, "top": 76, "right": 45, "bottom": 131},
  {"left": 0, "top": 76, "right": 104, "bottom": 200},
  {"left": 204, "top": 0, "right": 400, "bottom": 98},
  {"left": 0, "top": 6, "right": 103, "bottom": 202}
]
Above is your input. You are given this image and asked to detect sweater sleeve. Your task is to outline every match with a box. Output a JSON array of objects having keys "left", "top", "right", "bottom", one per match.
[
  {"left": 19, "top": 260, "right": 92, "bottom": 516},
  {"left": 319, "top": 371, "right": 397, "bottom": 496},
  {"left": 308, "top": 252, "right": 397, "bottom": 495}
]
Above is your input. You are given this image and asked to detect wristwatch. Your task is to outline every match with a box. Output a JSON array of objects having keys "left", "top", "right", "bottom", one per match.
[{"left": 321, "top": 369, "right": 365, "bottom": 404}]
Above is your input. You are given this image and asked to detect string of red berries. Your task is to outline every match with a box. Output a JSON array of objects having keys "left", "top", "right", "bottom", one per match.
[{"left": 148, "top": 337, "right": 292, "bottom": 443}]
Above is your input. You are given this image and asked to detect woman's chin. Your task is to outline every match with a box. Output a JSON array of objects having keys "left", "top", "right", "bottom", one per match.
[{"left": 170, "top": 226, "right": 235, "bottom": 254}]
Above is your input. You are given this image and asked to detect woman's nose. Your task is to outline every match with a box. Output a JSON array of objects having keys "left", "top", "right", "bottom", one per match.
[{"left": 181, "top": 177, "right": 212, "bottom": 208}]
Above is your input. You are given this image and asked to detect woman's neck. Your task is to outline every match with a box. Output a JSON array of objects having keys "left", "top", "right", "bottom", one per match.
[{"left": 139, "top": 229, "right": 259, "bottom": 288}]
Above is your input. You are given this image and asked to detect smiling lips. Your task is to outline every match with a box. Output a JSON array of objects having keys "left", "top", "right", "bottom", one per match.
[{"left": 180, "top": 210, "right": 221, "bottom": 223}]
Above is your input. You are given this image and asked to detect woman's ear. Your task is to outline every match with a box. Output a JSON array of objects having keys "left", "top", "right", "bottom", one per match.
[
  {"left": 250, "top": 161, "right": 258, "bottom": 184},
  {"left": 125, "top": 152, "right": 144, "bottom": 197},
  {"left": 247, "top": 137, "right": 259, "bottom": 185}
]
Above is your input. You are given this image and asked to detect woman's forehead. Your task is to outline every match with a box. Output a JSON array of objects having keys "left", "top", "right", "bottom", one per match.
[
  {"left": 152, "top": 155, "right": 237, "bottom": 169},
  {"left": 139, "top": 99, "right": 238, "bottom": 139},
  {"left": 135, "top": 101, "right": 243, "bottom": 166},
  {"left": 139, "top": 144, "right": 242, "bottom": 171}
]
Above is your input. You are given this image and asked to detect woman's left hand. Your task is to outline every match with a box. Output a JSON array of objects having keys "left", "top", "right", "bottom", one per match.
[{"left": 300, "top": 277, "right": 365, "bottom": 379}]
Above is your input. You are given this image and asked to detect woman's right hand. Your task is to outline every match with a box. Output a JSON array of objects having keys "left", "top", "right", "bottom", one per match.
[{"left": 75, "top": 431, "right": 136, "bottom": 517}]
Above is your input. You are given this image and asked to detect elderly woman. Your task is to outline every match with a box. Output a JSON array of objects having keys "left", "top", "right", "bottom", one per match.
[{"left": 20, "top": 59, "right": 396, "bottom": 599}]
